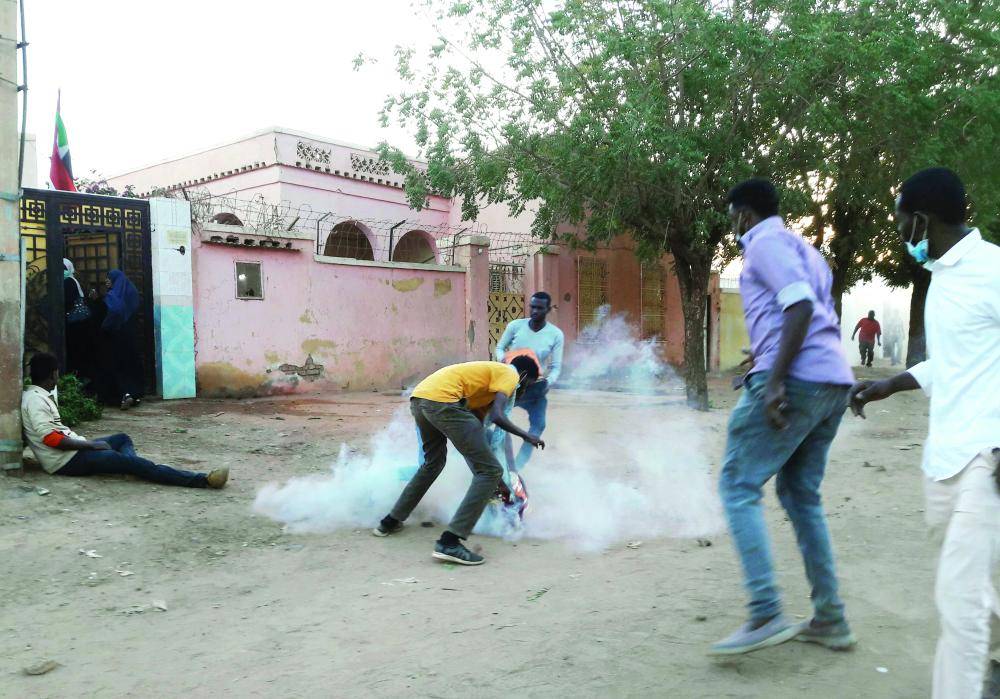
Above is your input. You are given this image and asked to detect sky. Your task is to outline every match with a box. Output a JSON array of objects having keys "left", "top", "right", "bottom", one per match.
[{"left": 23, "top": 0, "right": 436, "bottom": 185}]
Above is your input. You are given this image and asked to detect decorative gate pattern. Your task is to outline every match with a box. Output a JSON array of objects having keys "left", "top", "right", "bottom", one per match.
[
  {"left": 487, "top": 263, "right": 525, "bottom": 358},
  {"left": 20, "top": 189, "right": 154, "bottom": 391},
  {"left": 640, "top": 260, "right": 665, "bottom": 340},
  {"left": 577, "top": 257, "right": 608, "bottom": 333}
]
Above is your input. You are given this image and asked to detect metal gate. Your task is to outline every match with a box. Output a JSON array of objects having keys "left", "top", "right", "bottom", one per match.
[
  {"left": 487, "top": 262, "right": 525, "bottom": 358},
  {"left": 20, "top": 188, "right": 155, "bottom": 391},
  {"left": 577, "top": 257, "right": 608, "bottom": 334}
]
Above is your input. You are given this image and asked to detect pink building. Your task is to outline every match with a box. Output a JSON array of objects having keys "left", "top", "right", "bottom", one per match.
[{"left": 108, "top": 128, "right": 719, "bottom": 397}]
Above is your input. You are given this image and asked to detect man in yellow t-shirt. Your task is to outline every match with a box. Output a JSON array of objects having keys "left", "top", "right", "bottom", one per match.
[{"left": 374, "top": 358, "right": 545, "bottom": 565}]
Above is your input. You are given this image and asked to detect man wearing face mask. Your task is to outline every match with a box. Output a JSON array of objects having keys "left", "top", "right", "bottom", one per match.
[
  {"left": 711, "top": 179, "right": 856, "bottom": 656},
  {"left": 850, "top": 168, "right": 1000, "bottom": 699}
]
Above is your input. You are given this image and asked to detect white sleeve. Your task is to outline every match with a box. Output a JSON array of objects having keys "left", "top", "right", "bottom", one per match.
[
  {"left": 907, "top": 360, "right": 933, "bottom": 397},
  {"left": 776, "top": 281, "right": 816, "bottom": 311}
]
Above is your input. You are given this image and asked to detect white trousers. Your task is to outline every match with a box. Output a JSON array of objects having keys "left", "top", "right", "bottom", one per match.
[{"left": 924, "top": 450, "right": 1000, "bottom": 699}]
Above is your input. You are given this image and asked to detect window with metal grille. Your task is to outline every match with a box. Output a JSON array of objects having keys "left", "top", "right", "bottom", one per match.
[
  {"left": 640, "top": 260, "right": 665, "bottom": 340},
  {"left": 577, "top": 257, "right": 608, "bottom": 332},
  {"left": 236, "top": 261, "right": 263, "bottom": 300},
  {"left": 392, "top": 230, "right": 436, "bottom": 263},
  {"left": 323, "top": 222, "right": 375, "bottom": 261}
]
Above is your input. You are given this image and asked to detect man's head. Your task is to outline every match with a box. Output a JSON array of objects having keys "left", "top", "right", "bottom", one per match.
[
  {"left": 867, "top": 310, "right": 876, "bottom": 320},
  {"left": 528, "top": 292, "right": 552, "bottom": 324},
  {"left": 895, "top": 168, "right": 967, "bottom": 261},
  {"left": 726, "top": 179, "right": 780, "bottom": 241},
  {"left": 29, "top": 352, "right": 59, "bottom": 390},
  {"left": 509, "top": 354, "right": 540, "bottom": 397}
]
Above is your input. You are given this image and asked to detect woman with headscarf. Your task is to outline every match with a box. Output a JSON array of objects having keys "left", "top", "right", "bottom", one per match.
[
  {"left": 63, "top": 259, "right": 94, "bottom": 382},
  {"left": 101, "top": 269, "right": 143, "bottom": 410}
]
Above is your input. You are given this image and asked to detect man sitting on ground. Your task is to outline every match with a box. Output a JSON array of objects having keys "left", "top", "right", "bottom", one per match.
[
  {"left": 22, "top": 353, "right": 229, "bottom": 489},
  {"left": 374, "top": 358, "right": 545, "bottom": 566}
]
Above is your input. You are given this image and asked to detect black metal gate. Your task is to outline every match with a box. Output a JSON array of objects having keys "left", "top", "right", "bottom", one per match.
[{"left": 20, "top": 188, "right": 155, "bottom": 392}]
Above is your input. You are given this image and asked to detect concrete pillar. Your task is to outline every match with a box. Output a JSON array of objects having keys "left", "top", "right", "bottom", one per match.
[
  {"left": 453, "top": 234, "right": 490, "bottom": 360},
  {"left": 526, "top": 243, "right": 562, "bottom": 326},
  {"left": 0, "top": 0, "right": 22, "bottom": 469},
  {"left": 148, "top": 198, "right": 196, "bottom": 398}
]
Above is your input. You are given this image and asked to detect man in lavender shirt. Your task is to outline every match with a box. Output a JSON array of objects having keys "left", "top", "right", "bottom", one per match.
[{"left": 710, "top": 179, "right": 856, "bottom": 656}]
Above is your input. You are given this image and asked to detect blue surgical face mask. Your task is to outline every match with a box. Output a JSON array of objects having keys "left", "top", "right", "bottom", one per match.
[{"left": 905, "top": 213, "right": 932, "bottom": 266}]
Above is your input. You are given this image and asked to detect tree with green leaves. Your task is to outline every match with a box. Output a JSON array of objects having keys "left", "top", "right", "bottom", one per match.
[
  {"left": 789, "top": 0, "right": 1000, "bottom": 364},
  {"left": 374, "top": 0, "right": 998, "bottom": 404},
  {"left": 375, "top": 0, "right": 839, "bottom": 409}
]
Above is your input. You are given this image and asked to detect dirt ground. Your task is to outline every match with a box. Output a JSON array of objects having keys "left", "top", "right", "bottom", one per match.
[{"left": 1, "top": 367, "right": 943, "bottom": 698}]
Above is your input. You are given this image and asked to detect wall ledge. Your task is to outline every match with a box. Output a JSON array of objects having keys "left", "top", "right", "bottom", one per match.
[{"left": 313, "top": 254, "right": 464, "bottom": 273}]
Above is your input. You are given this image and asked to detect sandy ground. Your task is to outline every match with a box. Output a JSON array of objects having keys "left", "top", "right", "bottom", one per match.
[{"left": 1, "top": 368, "right": 943, "bottom": 698}]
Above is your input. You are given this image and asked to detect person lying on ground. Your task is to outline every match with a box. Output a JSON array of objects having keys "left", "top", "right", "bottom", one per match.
[
  {"left": 21, "top": 353, "right": 229, "bottom": 489},
  {"left": 373, "top": 357, "right": 545, "bottom": 566}
]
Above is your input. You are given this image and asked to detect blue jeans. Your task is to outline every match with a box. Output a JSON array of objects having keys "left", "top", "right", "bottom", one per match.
[
  {"left": 57, "top": 434, "right": 208, "bottom": 488},
  {"left": 513, "top": 381, "right": 548, "bottom": 469},
  {"left": 720, "top": 373, "right": 849, "bottom": 624}
]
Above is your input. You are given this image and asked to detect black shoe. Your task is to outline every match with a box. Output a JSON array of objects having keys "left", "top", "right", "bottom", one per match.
[
  {"left": 432, "top": 540, "right": 484, "bottom": 565},
  {"left": 984, "top": 660, "right": 1000, "bottom": 699},
  {"left": 372, "top": 516, "right": 403, "bottom": 537}
]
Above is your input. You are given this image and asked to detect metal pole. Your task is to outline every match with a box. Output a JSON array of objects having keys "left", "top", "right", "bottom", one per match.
[
  {"left": 388, "top": 219, "right": 406, "bottom": 262},
  {"left": 0, "top": 0, "right": 24, "bottom": 470}
]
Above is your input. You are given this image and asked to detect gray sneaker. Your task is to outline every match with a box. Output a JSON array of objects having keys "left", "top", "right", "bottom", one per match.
[
  {"left": 709, "top": 615, "right": 801, "bottom": 656},
  {"left": 432, "top": 540, "right": 484, "bottom": 566},
  {"left": 795, "top": 618, "right": 857, "bottom": 651}
]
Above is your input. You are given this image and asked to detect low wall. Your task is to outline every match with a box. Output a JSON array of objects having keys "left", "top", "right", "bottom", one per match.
[
  {"left": 191, "top": 226, "right": 468, "bottom": 397},
  {"left": 719, "top": 289, "right": 750, "bottom": 370}
]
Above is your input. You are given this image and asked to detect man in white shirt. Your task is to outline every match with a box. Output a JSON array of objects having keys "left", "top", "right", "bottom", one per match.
[
  {"left": 850, "top": 168, "right": 1000, "bottom": 699},
  {"left": 495, "top": 291, "right": 564, "bottom": 469},
  {"left": 22, "top": 353, "right": 229, "bottom": 489}
]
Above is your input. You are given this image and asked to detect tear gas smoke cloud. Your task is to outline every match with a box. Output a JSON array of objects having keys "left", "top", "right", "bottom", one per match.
[{"left": 254, "top": 306, "right": 723, "bottom": 550}]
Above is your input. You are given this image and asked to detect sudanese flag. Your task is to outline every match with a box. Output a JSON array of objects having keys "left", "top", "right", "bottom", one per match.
[{"left": 49, "top": 94, "right": 77, "bottom": 191}]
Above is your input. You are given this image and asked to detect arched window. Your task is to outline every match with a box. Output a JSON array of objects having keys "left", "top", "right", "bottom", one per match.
[
  {"left": 323, "top": 222, "right": 374, "bottom": 261},
  {"left": 212, "top": 212, "right": 243, "bottom": 226},
  {"left": 391, "top": 230, "right": 436, "bottom": 263}
]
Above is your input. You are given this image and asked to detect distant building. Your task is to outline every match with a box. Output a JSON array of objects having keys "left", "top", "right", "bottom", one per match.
[{"left": 101, "top": 128, "right": 719, "bottom": 397}]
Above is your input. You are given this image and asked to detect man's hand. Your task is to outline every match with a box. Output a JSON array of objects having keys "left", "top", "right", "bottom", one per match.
[
  {"left": 90, "top": 440, "right": 112, "bottom": 451},
  {"left": 848, "top": 380, "right": 892, "bottom": 418},
  {"left": 763, "top": 381, "right": 789, "bottom": 430},
  {"left": 526, "top": 435, "right": 545, "bottom": 450}
]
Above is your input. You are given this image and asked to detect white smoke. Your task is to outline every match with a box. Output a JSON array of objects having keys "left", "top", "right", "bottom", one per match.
[{"left": 253, "top": 306, "right": 723, "bottom": 551}]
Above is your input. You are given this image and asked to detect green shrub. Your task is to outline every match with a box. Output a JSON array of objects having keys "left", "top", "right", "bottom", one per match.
[{"left": 56, "top": 374, "right": 103, "bottom": 427}]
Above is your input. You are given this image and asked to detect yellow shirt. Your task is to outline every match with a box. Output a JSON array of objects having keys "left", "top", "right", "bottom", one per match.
[
  {"left": 21, "top": 385, "right": 84, "bottom": 474},
  {"left": 411, "top": 361, "right": 519, "bottom": 410}
]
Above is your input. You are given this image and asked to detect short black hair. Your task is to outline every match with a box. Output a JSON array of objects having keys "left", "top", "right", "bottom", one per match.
[
  {"left": 510, "top": 355, "right": 540, "bottom": 381},
  {"left": 898, "top": 168, "right": 966, "bottom": 225},
  {"left": 726, "top": 178, "right": 780, "bottom": 219},
  {"left": 531, "top": 291, "right": 552, "bottom": 307},
  {"left": 29, "top": 352, "right": 59, "bottom": 384}
]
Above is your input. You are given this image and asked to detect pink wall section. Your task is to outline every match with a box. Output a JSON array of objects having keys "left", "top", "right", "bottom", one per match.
[{"left": 191, "top": 235, "right": 467, "bottom": 397}]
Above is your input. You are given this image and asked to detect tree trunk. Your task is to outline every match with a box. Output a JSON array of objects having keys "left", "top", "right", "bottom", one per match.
[
  {"left": 906, "top": 268, "right": 931, "bottom": 367},
  {"left": 674, "top": 260, "right": 711, "bottom": 411},
  {"left": 830, "top": 262, "right": 849, "bottom": 321}
]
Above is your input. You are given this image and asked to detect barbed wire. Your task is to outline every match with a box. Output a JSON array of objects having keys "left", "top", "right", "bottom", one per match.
[{"left": 185, "top": 189, "right": 548, "bottom": 266}]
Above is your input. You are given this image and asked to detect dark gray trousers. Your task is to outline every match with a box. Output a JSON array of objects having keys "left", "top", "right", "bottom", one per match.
[{"left": 390, "top": 398, "right": 503, "bottom": 539}]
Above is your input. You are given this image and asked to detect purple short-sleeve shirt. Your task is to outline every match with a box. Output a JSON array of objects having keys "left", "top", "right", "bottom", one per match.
[{"left": 739, "top": 216, "right": 854, "bottom": 386}]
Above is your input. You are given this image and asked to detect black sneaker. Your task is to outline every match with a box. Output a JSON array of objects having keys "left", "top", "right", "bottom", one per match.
[
  {"left": 372, "top": 516, "right": 403, "bottom": 537},
  {"left": 984, "top": 660, "right": 1000, "bottom": 699},
  {"left": 432, "top": 540, "right": 484, "bottom": 565}
]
